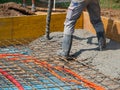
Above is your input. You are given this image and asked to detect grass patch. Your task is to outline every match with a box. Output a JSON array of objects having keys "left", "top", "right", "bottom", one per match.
[
  {"left": 0, "top": 0, "right": 22, "bottom": 4},
  {"left": 100, "top": 0, "right": 120, "bottom": 9}
]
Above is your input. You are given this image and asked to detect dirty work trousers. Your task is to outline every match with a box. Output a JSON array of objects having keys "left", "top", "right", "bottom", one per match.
[{"left": 64, "top": 0, "right": 104, "bottom": 35}]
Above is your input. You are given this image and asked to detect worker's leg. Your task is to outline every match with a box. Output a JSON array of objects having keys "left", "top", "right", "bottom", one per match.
[
  {"left": 87, "top": 0, "right": 106, "bottom": 51},
  {"left": 31, "top": 0, "right": 36, "bottom": 12},
  {"left": 57, "top": 0, "right": 86, "bottom": 57},
  {"left": 22, "top": 0, "right": 26, "bottom": 7}
]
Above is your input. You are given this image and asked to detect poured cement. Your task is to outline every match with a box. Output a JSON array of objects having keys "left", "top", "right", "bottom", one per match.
[
  {"left": 37, "top": 29, "right": 120, "bottom": 80},
  {"left": 29, "top": 29, "right": 120, "bottom": 89},
  {"left": 71, "top": 30, "right": 120, "bottom": 80}
]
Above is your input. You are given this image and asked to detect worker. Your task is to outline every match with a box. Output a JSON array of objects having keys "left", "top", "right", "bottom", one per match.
[
  {"left": 57, "top": 0, "right": 106, "bottom": 58},
  {"left": 22, "top": 0, "right": 36, "bottom": 12}
]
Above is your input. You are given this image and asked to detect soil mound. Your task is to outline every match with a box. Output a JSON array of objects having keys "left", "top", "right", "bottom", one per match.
[
  {"left": 101, "top": 8, "right": 120, "bottom": 20},
  {"left": 0, "top": 2, "right": 35, "bottom": 17}
]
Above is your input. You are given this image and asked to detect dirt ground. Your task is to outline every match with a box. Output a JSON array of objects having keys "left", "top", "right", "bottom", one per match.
[
  {"left": 0, "top": 2, "right": 66, "bottom": 17},
  {"left": 0, "top": 2, "right": 35, "bottom": 17},
  {"left": 0, "top": 2, "right": 120, "bottom": 21},
  {"left": 101, "top": 8, "right": 120, "bottom": 20}
]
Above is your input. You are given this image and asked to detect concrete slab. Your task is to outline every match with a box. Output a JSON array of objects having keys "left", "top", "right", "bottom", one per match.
[
  {"left": 71, "top": 30, "right": 120, "bottom": 80},
  {"left": 29, "top": 29, "right": 120, "bottom": 89}
]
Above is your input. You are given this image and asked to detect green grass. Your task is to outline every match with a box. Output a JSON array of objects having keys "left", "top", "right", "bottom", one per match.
[
  {"left": 57, "top": 0, "right": 120, "bottom": 9},
  {"left": 55, "top": 2, "right": 70, "bottom": 8},
  {"left": 100, "top": 0, "right": 120, "bottom": 9},
  {"left": 0, "top": 0, "right": 22, "bottom": 4}
]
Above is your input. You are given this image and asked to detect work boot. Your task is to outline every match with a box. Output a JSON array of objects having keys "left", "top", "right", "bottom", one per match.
[
  {"left": 31, "top": 4, "right": 36, "bottom": 12},
  {"left": 97, "top": 32, "right": 106, "bottom": 51},
  {"left": 57, "top": 34, "right": 73, "bottom": 57},
  {"left": 31, "top": 7, "right": 36, "bottom": 12},
  {"left": 22, "top": 3, "right": 26, "bottom": 8}
]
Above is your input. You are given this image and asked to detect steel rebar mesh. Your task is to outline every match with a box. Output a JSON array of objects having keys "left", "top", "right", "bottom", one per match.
[
  {"left": 28, "top": 32, "right": 120, "bottom": 90},
  {"left": 0, "top": 31, "right": 120, "bottom": 90},
  {"left": 0, "top": 1, "right": 120, "bottom": 90},
  {"left": 0, "top": 40, "right": 92, "bottom": 90}
]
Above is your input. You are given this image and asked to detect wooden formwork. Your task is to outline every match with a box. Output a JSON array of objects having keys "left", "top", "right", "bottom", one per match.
[
  {"left": 0, "top": 11, "right": 120, "bottom": 44},
  {"left": 0, "top": 13, "right": 83, "bottom": 45}
]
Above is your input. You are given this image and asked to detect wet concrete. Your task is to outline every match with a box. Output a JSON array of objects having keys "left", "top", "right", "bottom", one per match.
[{"left": 29, "top": 29, "right": 120, "bottom": 90}]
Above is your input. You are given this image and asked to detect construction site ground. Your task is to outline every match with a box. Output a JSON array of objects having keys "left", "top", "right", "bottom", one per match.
[
  {"left": 0, "top": 2, "right": 120, "bottom": 90},
  {"left": 0, "top": 29, "right": 120, "bottom": 90},
  {"left": 28, "top": 29, "right": 120, "bottom": 90}
]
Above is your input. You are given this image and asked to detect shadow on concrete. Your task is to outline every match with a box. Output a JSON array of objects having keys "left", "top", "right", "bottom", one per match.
[
  {"left": 71, "top": 48, "right": 98, "bottom": 58},
  {"left": 71, "top": 35, "right": 98, "bottom": 58},
  {"left": 73, "top": 35, "right": 98, "bottom": 45},
  {"left": 72, "top": 35, "right": 120, "bottom": 58},
  {"left": 72, "top": 17, "right": 120, "bottom": 57},
  {"left": 106, "top": 39, "right": 120, "bottom": 50}
]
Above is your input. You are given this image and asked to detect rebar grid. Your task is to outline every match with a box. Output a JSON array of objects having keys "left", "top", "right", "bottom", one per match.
[
  {"left": 28, "top": 32, "right": 120, "bottom": 90},
  {"left": 0, "top": 42, "right": 92, "bottom": 90},
  {"left": 0, "top": 56, "right": 89, "bottom": 90},
  {"left": 0, "top": 33, "right": 120, "bottom": 90}
]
